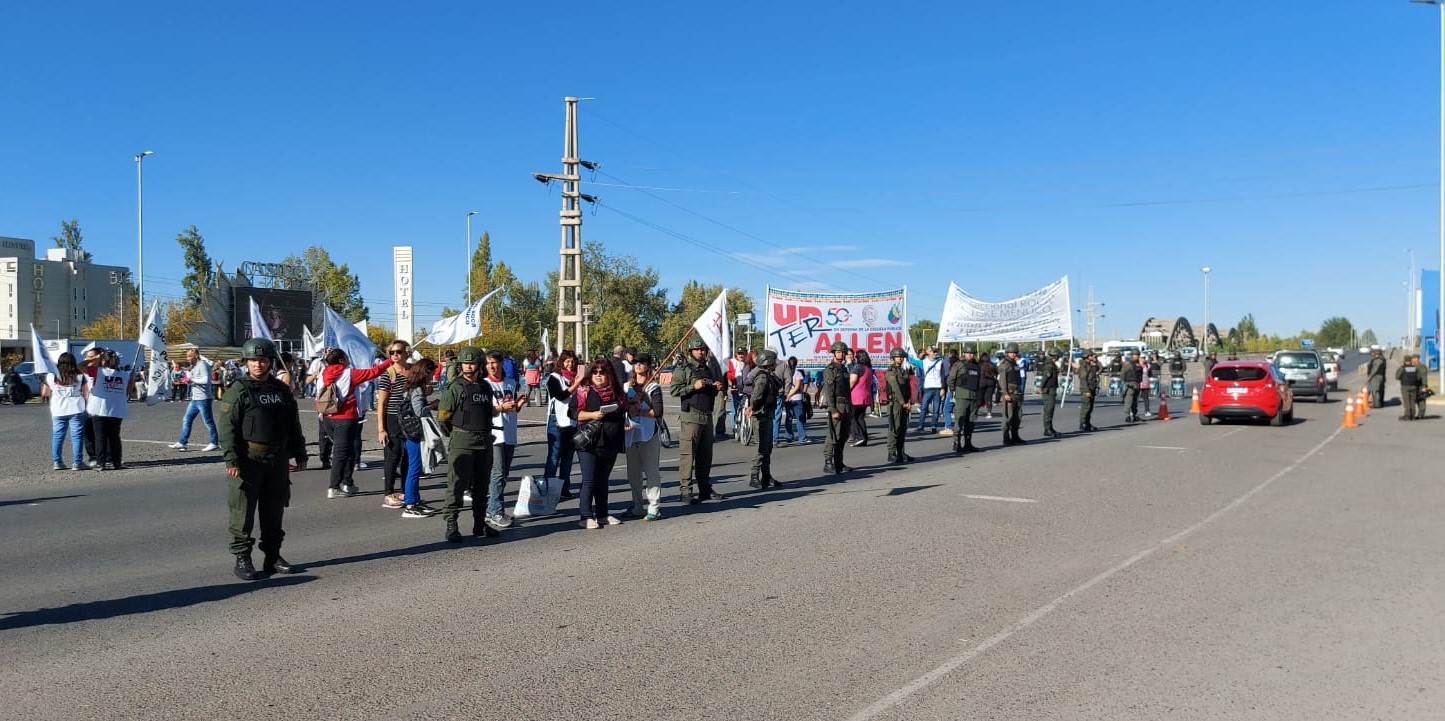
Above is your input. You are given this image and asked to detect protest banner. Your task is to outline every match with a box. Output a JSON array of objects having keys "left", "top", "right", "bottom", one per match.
[
  {"left": 765, "top": 286, "right": 907, "bottom": 369},
  {"left": 937, "top": 276, "right": 1072, "bottom": 343}
]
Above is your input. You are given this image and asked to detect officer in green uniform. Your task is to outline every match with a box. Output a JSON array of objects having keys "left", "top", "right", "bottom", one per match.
[
  {"left": 748, "top": 349, "right": 784, "bottom": 488},
  {"left": 1397, "top": 354, "right": 1425, "bottom": 421},
  {"left": 1038, "top": 347, "right": 1061, "bottom": 438},
  {"left": 884, "top": 347, "right": 915, "bottom": 464},
  {"left": 670, "top": 336, "right": 724, "bottom": 503},
  {"left": 1120, "top": 352, "right": 1143, "bottom": 424},
  {"left": 1366, "top": 349, "right": 1387, "bottom": 409},
  {"left": 999, "top": 343, "right": 1026, "bottom": 445},
  {"left": 819, "top": 341, "right": 853, "bottom": 474},
  {"left": 219, "top": 338, "right": 308, "bottom": 581},
  {"left": 435, "top": 346, "right": 495, "bottom": 543},
  {"left": 1077, "top": 348, "right": 1100, "bottom": 431},
  {"left": 947, "top": 342, "right": 984, "bottom": 454}
]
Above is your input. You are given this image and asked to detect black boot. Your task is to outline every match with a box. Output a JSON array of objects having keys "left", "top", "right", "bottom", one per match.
[
  {"left": 473, "top": 519, "right": 499, "bottom": 537},
  {"left": 233, "top": 554, "right": 257, "bottom": 581},
  {"left": 749, "top": 472, "right": 761, "bottom": 489},
  {"left": 1012, "top": 430, "right": 1027, "bottom": 445},
  {"left": 262, "top": 554, "right": 295, "bottom": 574},
  {"left": 764, "top": 475, "right": 785, "bottom": 488},
  {"left": 963, "top": 434, "right": 981, "bottom": 453},
  {"left": 952, "top": 436, "right": 963, "bottom": 455},
  {"left": 445, "top": 519, "right": 462, "bottom": 544}
]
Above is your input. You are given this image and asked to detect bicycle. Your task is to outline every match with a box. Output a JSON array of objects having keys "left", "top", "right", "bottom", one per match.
[
  {"left": 732, "top": 396, "right": 754, "bottom": 446},
  {"left": 656, "top": 416, "right": 676, "bottom": 449}
]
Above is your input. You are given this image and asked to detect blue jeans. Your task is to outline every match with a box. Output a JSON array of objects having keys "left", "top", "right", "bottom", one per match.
[
  {"left": 487, "top": 443, "right": 515, "bottom": 517},
  {"left": 944, "top": 392, "right": 956, "bottom": 429},
  {"left": 545, "top": 416, "right": 575, "bottom": 489},
  {"left": 402, "top": 438, "right": 424, "bottom": 505},
  {"left": 786, "top": 399, "right": 808, "bottom": 440},
  {"left": 178, "top": 399, "right": 218, "bottom": 445},
  {"left": 51, "top": 413, "right": 84, "bottom": 465},
  {"left": 918, "top": 388, "right": 943, "bottom": 430},
  {"left": 772, "top": 401, "right": 786, "bottom": 440}
]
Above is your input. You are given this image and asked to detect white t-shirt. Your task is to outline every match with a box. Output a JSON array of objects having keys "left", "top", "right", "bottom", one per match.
[
  {"left": 186, "top": 359, "right": 213, "bottom": 400},
  {"left": 788, "top": 370, "right": 806, "bottom": 402},
  {"left": 921, "top": 356, "right": 947, "bottom": 389},
  {"left": 484, "top": 376, "right": 518, "bottom": 445},
  {"left": 87, "top": 367, "right": 130, "bottom": 419},
  {"left": 47, "top": 373, "right": 89, "bottom": 416}
]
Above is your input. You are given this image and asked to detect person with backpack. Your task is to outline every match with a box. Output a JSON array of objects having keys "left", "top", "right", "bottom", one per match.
[
  {"left": 482, "top": 349, "right": 521, "bottom": 531},
  {"left": 376, "top": 339, "right": 413, "bottom": 509},
  {"left": 318, "top": 348, "right": 395, "bottom": 498},
  {"left": 624, "top": 353, "right": 665, "bottom": 520},
  {"left": 396, "top": 359, "right": 438, "bottom": 518}
]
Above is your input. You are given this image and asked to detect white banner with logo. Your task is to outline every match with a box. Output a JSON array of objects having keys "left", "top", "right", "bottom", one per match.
[
  {"left": 937, "top": 276, "right": 1072, "bottom": 343},
  {"left": 765, "top": 286, "right": 907, "bottom": 369}
]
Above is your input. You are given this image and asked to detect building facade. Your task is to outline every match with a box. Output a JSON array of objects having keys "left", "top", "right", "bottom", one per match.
[{"left": 0, "top": 236, "right": 130, "bottom": 346}]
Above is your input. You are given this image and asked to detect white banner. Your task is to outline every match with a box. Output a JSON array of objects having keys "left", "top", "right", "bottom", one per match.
[
  {"left": 938, "top": 277, "right": 1072, "bottom": 343},
  {"left": 765, "top": 286, "right": 908, "bottom": 369},
  {"left": 302, "top": 325, "right": 324, "bottom": 359},
  {"left": 393, "top": 246, "right": 414, "bottom": 344},
  {"left": 691, "top": 289, "right": 731, "bottom": 358}
]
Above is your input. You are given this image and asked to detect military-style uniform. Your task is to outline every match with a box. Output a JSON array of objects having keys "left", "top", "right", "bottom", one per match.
[
  {"left": 436, "top": 347, "right": 495, "bottom": 542},
  {"left": 820, "top": 341, "right": 853, "bottom": 473},
  {"left": 1038, "top": 350, "right": 1061, "bottom": 437},
  {"left": 748, "top": 351, "right": 784, "bottom": 488},
  {"left": 1077, "top": 353, "right": 1100, "bottom": 431},
  {"left": 1120, "top": 357, "right": 1143, "bottom": 423},
  {"left": 947, "top": 345, "right": 983, "bottom": 453},
  {"left": 1397, "top": 356, "right": 1425, "bottom": 421},
  {"left": 670, "top": 337, "right": 722, "bottom": 501},
  {"left": 884, "top": 348, "right": 914, "bottom": 463},
  {"left": 998, "top": 345, "right": 1026, "bottom": 445},
  {"left": 1367, "top": 351, "right": 1388, "bottom": 409},
  {"left": 220, "top": 338, "right": 308, "bottom": 580}
]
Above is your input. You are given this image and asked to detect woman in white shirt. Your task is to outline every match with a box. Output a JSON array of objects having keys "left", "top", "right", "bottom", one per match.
[
  {"left": 86, "top": 349, "right": 131, "bottom": 471},
  {"left": 42, "top": 352, "right": 90, "bottom": 471}
]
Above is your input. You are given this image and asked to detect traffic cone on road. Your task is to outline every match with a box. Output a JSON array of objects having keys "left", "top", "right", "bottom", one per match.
[
  {"left": 1158, "top": 395, "right": 1171, "bottom": 421},
  {"left": 1188, "top": 387, "right": 1201, "bottom": 414},
  {"left": 1357, "top": 389, "right": 1369, "bottom": 416},
  {"left": 1343, "top": 397, "right": 1357, "bottom": 428},
  {"left": 1354, "top": 393, "right": 1367, "bottom": 424}
]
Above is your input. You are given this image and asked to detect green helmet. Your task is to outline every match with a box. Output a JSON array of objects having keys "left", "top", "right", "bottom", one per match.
[
  {"left": 457, "top": 347, "right": 484, "bottom": 364},
  {"left": 687, "top": 336, "right": 708, "bottom": 351},
  {"left": 240, "top": 338, "right": 277, "bottom": 360},
  {"left": 830, "top": 341, "right": 849, "bottom": 353},
  {"left": 890, "top": 347, "right": 907, "bottom": 359},
  {"left": 756, "top": 349, "right": 778, "bottom": 368},
  {"left": 1047, "top": 347, "right": 1061, "bottom": 358},
  {"left": 1005, "top": 343, "right": 1020, "bottom": 354},
  {"left": 962, "top": 342, "right": 978, "bottom": 354}
]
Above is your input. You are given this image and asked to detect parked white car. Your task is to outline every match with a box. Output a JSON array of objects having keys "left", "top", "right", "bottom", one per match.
[{"left": 1319, "top": 351, "right": 1341, "bottom": 390}]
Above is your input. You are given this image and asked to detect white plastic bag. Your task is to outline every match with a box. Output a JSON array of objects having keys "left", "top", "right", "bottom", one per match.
[{"left": 513, "top": 475, "right": 562, "bottom": 519}]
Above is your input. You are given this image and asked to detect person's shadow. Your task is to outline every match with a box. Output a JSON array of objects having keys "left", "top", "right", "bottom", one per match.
[{"left": 0, "top": 576, "right": 316, "bottom": 631}]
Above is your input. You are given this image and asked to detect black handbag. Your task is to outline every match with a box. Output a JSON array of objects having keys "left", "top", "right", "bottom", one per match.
[{"left": 572, "top": 420, "right": 602, "bottom": 451}]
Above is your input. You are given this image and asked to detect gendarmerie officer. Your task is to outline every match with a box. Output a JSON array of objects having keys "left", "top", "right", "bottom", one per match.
[
  {"left": 670, "top": 336, "right": 724, "bottom": 502},
  {"left": 1120, "top": 352, "right": 1143, "bottom": 424},
  {"left": 884, "top": 347, "right": 915, "bottom": 464},
  {"left": 219, "top": 338, "right": 308, "bottom": 581},
  {"left": 1397, "top": 353, "right": 1425, "bottom": 421},
  {"left": 1367, "top": 349, "right": 1387, "bottom": 409},
  {"left": 1077, "top": 348, "right": 1100, "bottom": 432},
  {"left": 820, "top": 341, "right": 853, "bottom": 474},
  {"left": 435, "top": 346, "right": 495, "bottom": 543},
  {"left": 947, "top": 343, "right": 983, "bottom": 454},
  {"left": 1038, "top": 347, "right": 1061, "bottom": 438},
  {"left": 748, "top": 349, "right": 784, "bottom": 488},
  {"left": 998, "top": 343, "right": 1026, "bottom": 445}
]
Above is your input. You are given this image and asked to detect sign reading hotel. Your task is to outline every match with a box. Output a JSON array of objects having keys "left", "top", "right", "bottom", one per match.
[{"left": 393, "top": 246, "right": 414, "bottom": 343}]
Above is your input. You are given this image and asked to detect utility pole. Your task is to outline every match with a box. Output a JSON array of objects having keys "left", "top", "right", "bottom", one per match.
[
  {"left": 533, "top": 97, "right": 598, "bottom": 358},
  {"left": 1077, "top": 285, "right": 1104, "bottom": 349}
]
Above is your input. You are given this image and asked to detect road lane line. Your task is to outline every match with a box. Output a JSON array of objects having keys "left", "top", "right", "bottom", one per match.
[
  {"left": 1138, "top": 445, "right": 1188, "bottom": 451},
  {"left": 845, "top": 425, "right": 1345, "bottom": 721},
  {"left": 961, "top": 495, "right": 1037, "bottom": 504}
]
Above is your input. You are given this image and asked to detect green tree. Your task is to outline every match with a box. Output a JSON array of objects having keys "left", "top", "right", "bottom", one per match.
[
  {"left": 176, "top": 225, "right": 213, "bottom": 307},
  {"left": 1236, "top": 313, "right": 1259, "bottom": 341},
  {"left": 466, "top": 231, "right": 494, "bottom": 308},
  {"left": 51, "top": 219, "right": 92, "bottom": 261},
  {"left": 909, "top": 319, "right": 939, "bottom": 350},
  {"left": 657, "top": 281, "right": 754, "bottom": 359},
  {"left": 1316, "top": 317, "right": 1354, "bottom": 347},
  {"left": 1360, "top": 329, "right": 1378, "bottom": 346},
  {"left": 277, "top": 246, "right": 369, "bottom": 322}
]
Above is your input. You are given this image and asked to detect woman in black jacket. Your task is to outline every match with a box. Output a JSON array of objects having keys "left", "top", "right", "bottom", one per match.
[{"left": 569, "top": 357, "right": 628, "bottom": 530}]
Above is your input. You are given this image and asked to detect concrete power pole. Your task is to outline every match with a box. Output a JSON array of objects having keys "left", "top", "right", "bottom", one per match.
[
  {"left": 534, "top": 97, "right": 598, "bottom": 357},
  {"left": 1080, "top": 285, "right": 1104, "bottom": 349}
]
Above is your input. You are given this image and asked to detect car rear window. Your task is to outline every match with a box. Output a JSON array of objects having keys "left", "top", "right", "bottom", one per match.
[
  {"left": 1211, "top": 367, "right": 1269, "bottom": 382},
  {"left": 1275, "top": 354, "right": 1318, "bottom": 369}
]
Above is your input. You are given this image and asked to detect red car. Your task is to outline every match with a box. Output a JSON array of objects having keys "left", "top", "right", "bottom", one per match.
[{"left": 1199, "top": 360, "right": 1294, "bottom": 426}]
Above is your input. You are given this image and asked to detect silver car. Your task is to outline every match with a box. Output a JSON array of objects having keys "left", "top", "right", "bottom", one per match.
[{"left": 1272, "top": 350, "right": 1328, "bottom": 402}]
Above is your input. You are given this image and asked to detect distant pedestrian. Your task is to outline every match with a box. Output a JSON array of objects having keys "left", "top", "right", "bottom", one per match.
[
  {"left": 1397, "top": 354, "right": 1425, "bottom": 421},
  {"left": 168, "top": 348, "right": 220, "bottom": 452},
  {"left": 41, "top": 352, "right": 90, "bottom": 471},
  {"left": 86, "top": 349, "right": 130, "bottom": 471},
  {"left": 625, "top": 353, "right": 665, "bottom": 519},
  {"left": 916, "top": 346, "right": 947, "bottom": 434},
  {"left": 1367, "top": 349, "right": 1387, "bottom": 409},
  {"left": 748, "top": 350, "right": 784, "bottom": 488},
  {"left": 1037, "top": 348, "right": 1061, "bottom": 438},
  {"left": 435, "top": 347, "right": 494, "bottom": 543}
]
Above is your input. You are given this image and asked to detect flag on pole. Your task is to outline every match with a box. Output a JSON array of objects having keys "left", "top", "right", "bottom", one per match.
[
  {"left": 541, "top": 328, "right": 551, "bottom": 359},
  {"left": 322, "top": 306, "right": 379, "bottom": 397},
  {"left": 423, "top": 287, "right": 502, "bottom": 346},
  {"left": 691, "top": 288, "right": 731, "bottom": 358},
  {"left": 248, "top": 296, "right": 273, "bottom": 341},
  {"left": 29, "top": 325, "right": 59, "bottom": 378},
  {"left": 137, "top": 299, "right": 171, "bottom": 406},
  {"left": 302, "top": 325, "right": 324, "bottom": 359}
]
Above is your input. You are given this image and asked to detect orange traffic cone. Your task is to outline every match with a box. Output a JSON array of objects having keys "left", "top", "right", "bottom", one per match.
[
  {"left": 1188, "top": 387, "right": 1201, "bottom": 414},
  {"left": 1343, "top": 397, "right": 1357, "bottom": 428},
  {"left": 1357, "top": 389, "right": 1369, "bottom": 416},
  {"left": 1355, "top": 393, "right": 1368, "bottom": 424},
  {"left": 1158, "top": 395, "right": 1171, "bottom": 421}
]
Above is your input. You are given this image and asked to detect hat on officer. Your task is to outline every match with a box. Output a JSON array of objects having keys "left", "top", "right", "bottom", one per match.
[
  {"left": 830, "top": 341, "right": 849, "bottom": 352},
  {"left": 1047, "top": 347, "right": 1061, "bottom": 358},
  {"left": 962, "top": 342, "right": 978, "bottom": 354},
  {"left": 457, "top": 347, "right": 484, "bottom": 364},
  {"left": 687, "top": 336, "right": 708, "bottom": 351},
  {"left": 1005, "top": 342, "right": 1020, "bottom": 354},
  {"left": 889, "top": 347, "right": 907, "bottom": 359},
  {"left": 240, "top": 337, "right": 277, "bottom": 360},
  {"left": 1082, "top": 347, "right": 1096, "bottom": 357},
  {"left": 756, "top": 349, "right": 778, "bottom": 368},
  {"left": 634, "top": 352, "right": 655, "bottom": 366}
]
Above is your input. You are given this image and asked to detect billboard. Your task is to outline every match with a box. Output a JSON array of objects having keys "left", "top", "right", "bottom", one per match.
[
  {"left": 233, "top": 287, "right": 313, "bottom": 344},
  {"left": 765, "top": 286, "right": 907, "bottom": 369}
]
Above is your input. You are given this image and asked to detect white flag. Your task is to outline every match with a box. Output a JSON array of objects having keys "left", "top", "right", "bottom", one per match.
[
  {"left": 322, "top": 306, "right": 378, "bottom": 400},
  {"left": 134, "top": 300, "right": 172, "bottom": 406},
  {"left": 691, "top": 288, "right": 731, "bottom": 358},
  {"left": 424, "top": 287, "right": 502, "bottom": 346},
  {"left": 138, "top": 298, "right": 165, "bottom": 350},
  {"left": 541, "top": 328, "right": 551, "bottom": 358},
  {"left": 248, "top": 296, "right": 273, "bottom": 341},
  {"left": 29, "top": 325, "right": 59, "bottom": 378},
  {"left": 302, "top": 325, "right": 324, "bottom": 359}
]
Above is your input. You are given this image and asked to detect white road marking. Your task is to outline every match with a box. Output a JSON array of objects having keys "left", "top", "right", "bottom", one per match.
[
  {"left": 1138, "top": 445, "right": 1189, "bottom": 451},
  {"left": 123, "top": 439, "right": 183, "bottom": 445},
  {"left": 845, "top": 425, "right": 1345, "bottom": 721},
  {"left": 961, "top": 494, "right": 1038, "bottom": 504}
]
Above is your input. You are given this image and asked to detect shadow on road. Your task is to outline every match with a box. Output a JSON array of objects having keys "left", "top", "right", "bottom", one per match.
[
  {"left": 0, "top": 576, "right": 316, "bottom": 631},
  {"left": 0, "top": 494, "right": 85, "bottom": 508}
]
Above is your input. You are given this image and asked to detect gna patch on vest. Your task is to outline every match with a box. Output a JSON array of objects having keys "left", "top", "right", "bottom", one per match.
[{"left": 254, "top": 391, "right": 287, "bottom": 405}]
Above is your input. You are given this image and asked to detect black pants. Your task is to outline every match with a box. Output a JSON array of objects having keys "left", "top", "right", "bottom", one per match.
[
  {"left": 850, "top": 403, "right": 870, "bottom": 444},
  {"left": 83, "top": 415, "right": 97, "bottom": 462},
  {"left": 328, "top": 418, "right": 360, "bottom": 489},
  {"left": 93, "top": 416, "right": 122, "bottom": 467},
  {"left": 577, "top": 448, "right": 618, "bottom": 520},
  {"left": 317, "top": 416, "right": 333, "bottom": 467},
  {"left": 382, "top": 414, "right": 407, "bottom": 494}
]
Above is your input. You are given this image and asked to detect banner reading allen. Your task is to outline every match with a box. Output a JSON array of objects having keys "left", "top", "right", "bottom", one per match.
[{"left": 766, "top": 286, "right": 908, "bottom": 369}]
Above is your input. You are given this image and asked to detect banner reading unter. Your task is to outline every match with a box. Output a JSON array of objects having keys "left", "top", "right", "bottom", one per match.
[
  {"left": 938, "top": 276, "right": 1072, "bottom": 342},
  {"left": 766, "top": 286, "right": 907, "bottom": 369}
]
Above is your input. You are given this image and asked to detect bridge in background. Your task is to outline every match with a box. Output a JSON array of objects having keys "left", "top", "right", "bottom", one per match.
[{"left": 1136, "top": 316, "right": 1222, "bottom": 351}]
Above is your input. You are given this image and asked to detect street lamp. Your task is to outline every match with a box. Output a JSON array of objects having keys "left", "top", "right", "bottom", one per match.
[
  {"left": 465, "top": 210, "right": 479, "bottom": 306},
  {"left": 134, "top": 150, "right": 153, "bottom": 338},
  {"left": 1202, "top": 266, "right": 1211, "bottom": 356},
  {"left": 1414, "top": 0, "right": 1445, "bottom": 388}
]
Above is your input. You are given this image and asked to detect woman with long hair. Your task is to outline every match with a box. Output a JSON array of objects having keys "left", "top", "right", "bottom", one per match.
[
  {"left": 624, "top": 353, "right": 665, "bottom": 521},
  {"left": 568, "top": 356, "right": 627, "bottom": 529},
  {"left": 42, "top": 352, "right": 90, "bottom": 471},
  {"left": 848, "top": 350, "right": 873, "bottom": 446},
  {"left": 784, "top": 356, "right": 809, "bottom": 443},
  {"left": 398, "top": 358, "right": 438, "bottom": 518},
  {"left": 544, "top": 350, "right": 584, "bottom": 499},
  {"left": 87, "top": 349, "right": 130, "bottom": 470},
  {"left": 319, "top": 347, "right": 395, "bottom": 497}
]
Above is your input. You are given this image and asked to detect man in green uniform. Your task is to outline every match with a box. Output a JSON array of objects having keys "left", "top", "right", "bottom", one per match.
[
  {"left": 670, "top": 336, "right": 724, "bottom": 503},
  {"left": 435, "top": 346, "right": 495, "bottom": 543},
  {"left": 219, "top": 338, "right": 308, "bottom": 581},
  {"left": 998, "top": 343, "right": 1026, "bottom": 445},
  {"left": 1077, "top": 348, "right": 1100, "bottom": 432},
  {"left": 947, "top": 343, "right": 983, "bottom": 454},
  {"left": 1366, "top": 348, "right": 1387, "bottom": 409},
  {"left": 1038, "top": 347, "right": 1061, "bottom": 437},
  {"left": 884, "top": 347, "right": 915, "bottom": 464},
  {"left": 1120, "top": 352, "right": 1143, "bottom": 424},
  {"left": 1396, "top": 353, "right": 1425, "bottom": 421},
  {"left": 819, "top": 341, "right": 853, "bottom": 474},
  {"left": 748, "top": 349, "right": 784, "bottom": 488}
]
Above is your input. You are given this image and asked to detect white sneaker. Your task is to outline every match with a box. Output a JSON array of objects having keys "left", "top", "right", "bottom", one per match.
[
  {"left": 201, "top": 443, "right": 219, "bottom": 451},
  {"left": 463, "top": 491, "right": 473, "bottom": 503},
  {"left": 327, "top": 488, "right": 343, "bottom": 499},
  {"left": 355, "top": 461, "right": 370, "bottom": 470},
  {"left": 168, "top": 442, "right": 187, "bottom": 451}
]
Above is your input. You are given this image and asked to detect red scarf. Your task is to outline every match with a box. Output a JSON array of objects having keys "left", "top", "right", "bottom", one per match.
[{"left": 592, "top": 381, "right": 615, "bottom": 404}]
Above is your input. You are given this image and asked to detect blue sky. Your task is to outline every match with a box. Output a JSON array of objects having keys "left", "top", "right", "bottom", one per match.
[{"left": 2, "top": 2, "right": 1441, "bottom": 346}]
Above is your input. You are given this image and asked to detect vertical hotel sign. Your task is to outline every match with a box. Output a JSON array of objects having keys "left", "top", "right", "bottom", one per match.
[{"left": 393, "top": 246, "right": 414, "bottom": 343}]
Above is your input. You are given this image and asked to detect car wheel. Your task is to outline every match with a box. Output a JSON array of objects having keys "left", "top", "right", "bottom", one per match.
[
  {"left": 1199, "top": 412, "right": 1211, "bottom": 426},
  {"left": 1270, "top": 407, "right": 1285, "bottom": 426},
  {"left": 1284, "top": 410, "right": 1294, "bottom": 424},
  {"left": 1318, "top": 391, "right": 1327, "bottom": 404}
]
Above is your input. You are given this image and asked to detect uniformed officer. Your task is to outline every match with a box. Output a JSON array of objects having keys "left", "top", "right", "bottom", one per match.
[
  {"left": 1120, "top": 352, "right": 1143, "bottom": 423},
  {"left": 219, "top": 338, "right": 308, "bottom": 581},
  {"left": 1366, "top": 349, "right": 1387, "bottom": 409},
  {"left": 670, "top": 335, "right": 724, "bottom": 502},
  {"left": 1396, "top": 353, "right": 1425, "bottom": 421},
  {"left": 998, "top": 343, "right": 1026, "bottom": 445},
  {"left": 819, "top": 341, "right": 853, "bottom": 474},
  {"left": 947, "top": 343, "right": 984, "bottom": 454},
  {"left": 884, "top": 347, "right": 915, "bottom": 464},
  {"left": 1077, "top": 348, "right": 1100, "bottom": 432},
  {"left": 435, "top": 346, "right": 495, "bottom": 543},
  {"left": 748, "top": 349, "right": 784, "bottom": 488},
  {"left": 1038, "top": 347, "right": 1061, "bottom": 437}
]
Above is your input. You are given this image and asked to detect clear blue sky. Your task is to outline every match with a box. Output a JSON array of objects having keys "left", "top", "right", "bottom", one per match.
[{"left": 2, "top": 1, "right": 1441, "bottom": 346}]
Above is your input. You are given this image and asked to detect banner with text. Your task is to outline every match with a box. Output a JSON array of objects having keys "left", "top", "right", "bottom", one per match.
[
  {"left": 937, "top": 276, "right": 1072, "bottom": 343},
  {"left": 766, "top": 286, "right": 907, "bottom": 369}
]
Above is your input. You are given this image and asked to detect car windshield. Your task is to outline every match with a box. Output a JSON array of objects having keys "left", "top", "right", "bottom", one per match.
[
  {"left": 1212, "top": 367, "right": 1269, "bottom": 382},
  {"left": 1275, "top": 354, "right": 1318, "bottom": 370}
]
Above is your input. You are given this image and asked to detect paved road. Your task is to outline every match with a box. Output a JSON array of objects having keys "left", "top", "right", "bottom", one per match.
[{"left": 5, "top": 353, "right": 1442, "bottom": 720}]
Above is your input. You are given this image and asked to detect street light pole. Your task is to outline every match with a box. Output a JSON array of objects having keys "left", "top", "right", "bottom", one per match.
[
  {"left": 465, "top": 210, "right": 479, "bottom": 306},
  {"left": 1202, "top": 266, "right": 1211, "bottom": 356},
  {"left": 134, "top": 150, "right": 153, "bottom": 339}
]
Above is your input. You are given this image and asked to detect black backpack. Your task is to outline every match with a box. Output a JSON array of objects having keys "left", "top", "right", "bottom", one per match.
[{"left": 397, "top": 388, "right": 424, "bottom": 440}]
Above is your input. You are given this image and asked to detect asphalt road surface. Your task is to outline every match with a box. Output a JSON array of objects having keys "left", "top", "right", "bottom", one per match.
[{"left": 4, "top": 353, "right": 1442, "bottom": 720}]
